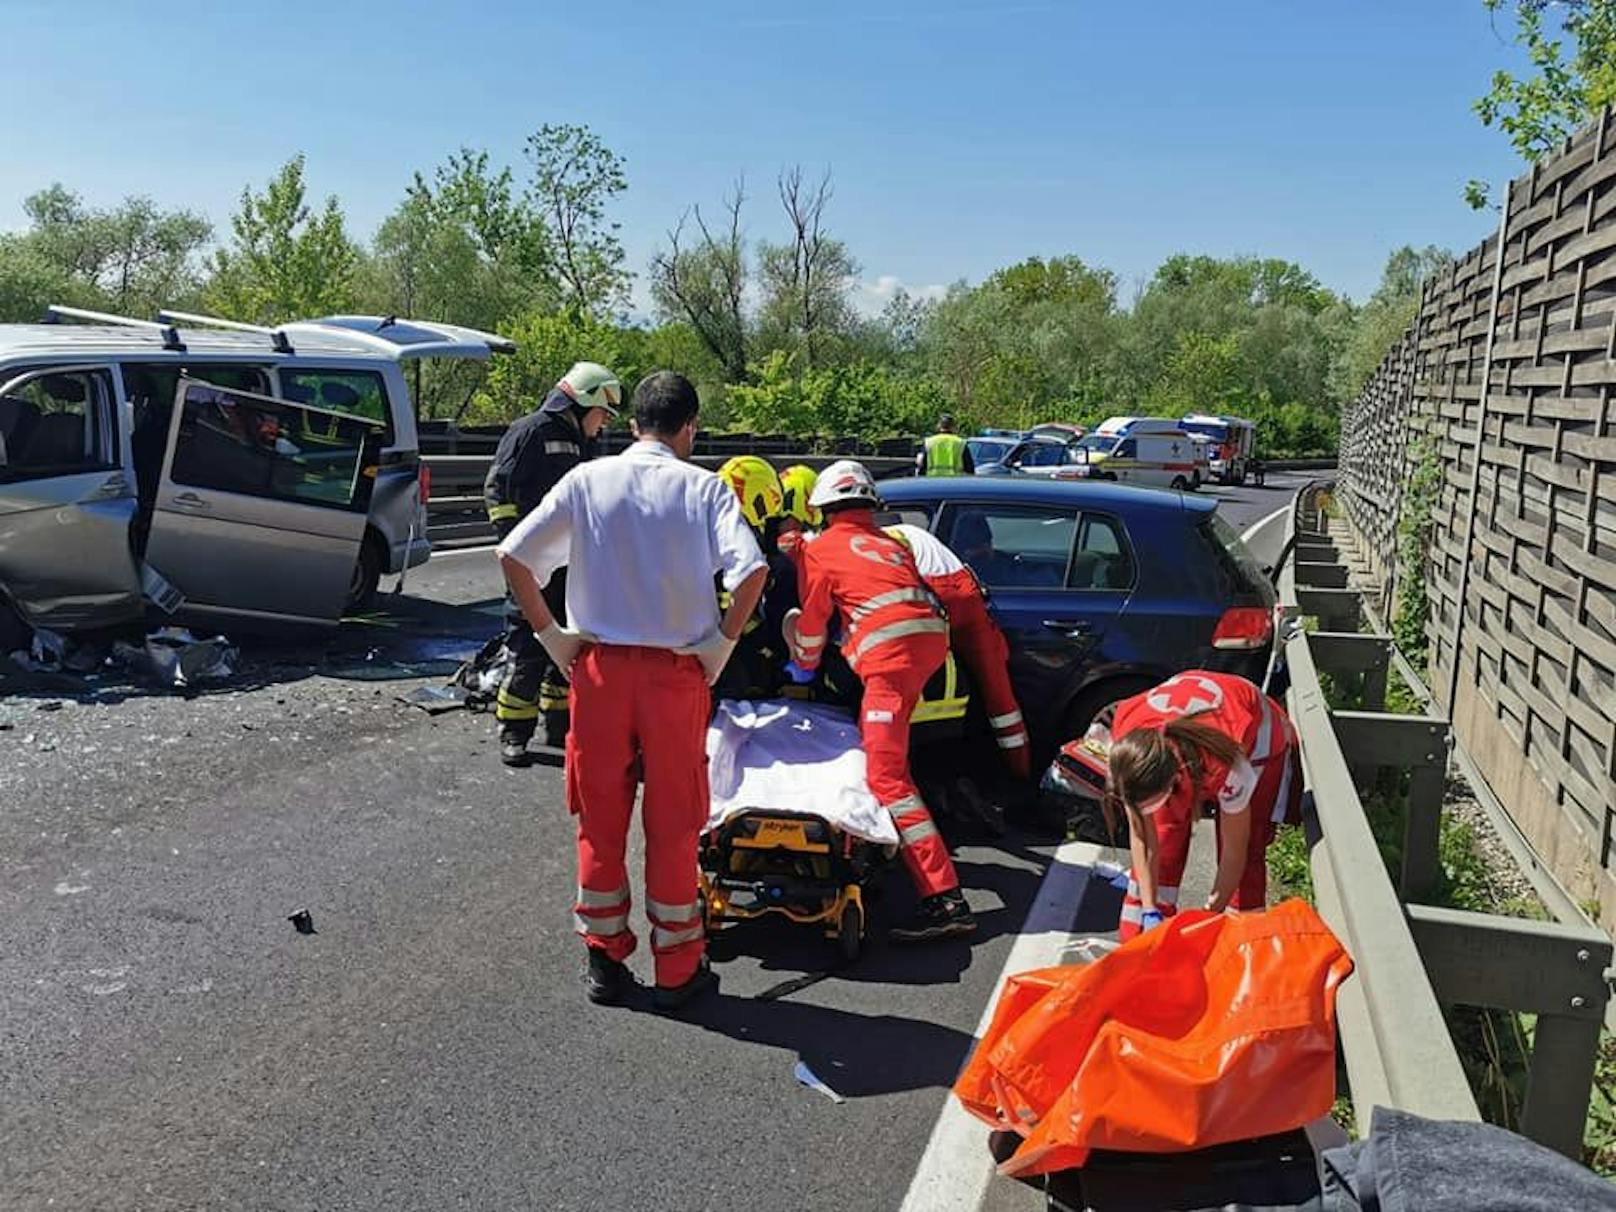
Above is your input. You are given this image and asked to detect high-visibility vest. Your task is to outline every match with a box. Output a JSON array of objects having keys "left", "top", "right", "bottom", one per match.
[{"left": 924, "top": 432, "right": 967, "bottom": 476}]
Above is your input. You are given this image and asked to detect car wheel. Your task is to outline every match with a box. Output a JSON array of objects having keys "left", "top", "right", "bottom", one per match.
[
  {"left": 1171, "top": 476, "right": 1189, "bottom": 492},
  {"left": 345, "top": 535, "right": 384, "bottom": 614},
  {"left": 1059, "top": 676, "right": 1159, "bottom": 747}
]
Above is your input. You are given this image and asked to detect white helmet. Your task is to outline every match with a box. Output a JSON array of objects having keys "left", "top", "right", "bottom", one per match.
[
  {"left": 545, "top": 361, "right": 621, "bottom": 414},
  {"left": 808, "top": 459, "right": 880, "bottom": 510}
]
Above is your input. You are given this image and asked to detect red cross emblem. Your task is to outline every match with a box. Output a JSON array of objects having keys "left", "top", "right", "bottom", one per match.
[{"left": 1147, "top": 674, "right": 1224, "bottom": 717}]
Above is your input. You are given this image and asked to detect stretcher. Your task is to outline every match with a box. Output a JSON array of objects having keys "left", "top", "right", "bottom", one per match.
[{"left": 701, "top": 699, "right": 896, "bottom": 961}]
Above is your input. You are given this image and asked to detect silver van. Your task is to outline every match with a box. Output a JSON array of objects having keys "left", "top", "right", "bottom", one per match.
[{"left": 0, "top": 308, "right": 512, "bottom": 636}]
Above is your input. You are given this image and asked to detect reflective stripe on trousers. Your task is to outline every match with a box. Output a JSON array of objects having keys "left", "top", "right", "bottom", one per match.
[{"left": 844, "top": 616, "right": 949, "bottom": 666}]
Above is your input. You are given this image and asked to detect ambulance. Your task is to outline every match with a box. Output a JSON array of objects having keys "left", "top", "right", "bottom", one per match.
[{"left": 1068, "top": 416, "right": 1207, "bottom": 490}]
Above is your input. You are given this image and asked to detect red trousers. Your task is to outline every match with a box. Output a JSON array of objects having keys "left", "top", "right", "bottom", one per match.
[
  {"left": 860, "top": 631, "right": 960, "bottom": 898},
  {"left": 565, "top": 645, "right": 710, "bottom": 988},
  {"left": 1118, "top": 737, "right": 1299, "bottom": 940},
  {"left": 928, "top": 569, "right": 1031, "bottom": 778}
]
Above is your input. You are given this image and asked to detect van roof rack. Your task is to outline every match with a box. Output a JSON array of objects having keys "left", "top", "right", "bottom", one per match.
[
  {"left": 156, "top": 310, "right": 295, "bottom": 354},
  {"left": 45, "top": 304, "right": 185, "bottom": 352}
]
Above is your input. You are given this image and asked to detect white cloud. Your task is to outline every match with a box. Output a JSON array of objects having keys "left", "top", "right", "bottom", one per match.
[{"left": 849, "top": 274, "right": 949, "bottom": 318}]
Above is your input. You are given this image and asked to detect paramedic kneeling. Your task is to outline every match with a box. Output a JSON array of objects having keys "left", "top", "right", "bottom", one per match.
[
  {"left": 497, "top": 372, "right": 766, "bottom": 1011},
  {"left": 1105, "top": 670, "right": 1299, "bottom": 941}
]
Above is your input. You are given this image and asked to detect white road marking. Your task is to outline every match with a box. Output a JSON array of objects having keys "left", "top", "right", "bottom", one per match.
[
  {"left": 426, "top": 543, "right": 499, "bottom": 558},
  {"left": 1242, "top": 502, "right": 1292, "bottom": 546},
  {"left": 898, "top": 839, "right": 1111, "bottom": 1212}
]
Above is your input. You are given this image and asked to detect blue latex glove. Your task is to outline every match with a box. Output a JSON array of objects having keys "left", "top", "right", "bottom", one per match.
[
  {"left": 1139, "top": 908, "right": 1165, "bottom": 933},
  {"left": 783, "top": 660, "right": 815, "bottom": 685}
]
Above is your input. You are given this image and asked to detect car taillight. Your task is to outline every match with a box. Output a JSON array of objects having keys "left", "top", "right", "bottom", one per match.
[
  {"left": 418, "top": 462, "right": 432, "bottom": 504},
  {"left": 1212, "top": 606, "right": 1273, "bottom": 650}
]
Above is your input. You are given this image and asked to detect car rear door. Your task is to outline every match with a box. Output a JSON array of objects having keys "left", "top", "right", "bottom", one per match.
[
  {"left": 0, "top": 364, "right": 143, "bottom": 631},
  {"left": 143, "top": 378, "right": 382, "bottom": 625},
  {"left": 935, "top": 501, "right": 1132, "bottom": 737}
]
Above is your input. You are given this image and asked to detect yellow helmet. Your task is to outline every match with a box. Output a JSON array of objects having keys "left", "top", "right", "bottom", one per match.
[
  {"left": 779, "top": 464, "right": 821, "bottom": 527},
  {"left": 717, "top": 455, "right": 784, "bottom": 530}
]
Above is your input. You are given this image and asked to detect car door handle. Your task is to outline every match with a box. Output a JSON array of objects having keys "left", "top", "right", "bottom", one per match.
[
  {"left": 1042, "top": 618, "right": 1094, "bottom": 637},
  {"left": 171, "top": 492, "right": 210, "bottom": 510}
]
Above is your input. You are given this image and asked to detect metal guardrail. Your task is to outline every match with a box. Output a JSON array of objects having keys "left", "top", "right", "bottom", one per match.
[
  {"left": 421, "top": 453, "right": 918, "bottom": 548},
  {"left": 1278, "top": 482, "right": 1611, "bottom": 1158}
]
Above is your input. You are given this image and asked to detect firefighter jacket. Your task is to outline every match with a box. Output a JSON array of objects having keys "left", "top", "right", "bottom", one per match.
[
  {"left": 483, "top": 391, "right": 593, "bottom": 530},
  {"left": 794, "top": 511, "right": 948, "bottom": 679}
]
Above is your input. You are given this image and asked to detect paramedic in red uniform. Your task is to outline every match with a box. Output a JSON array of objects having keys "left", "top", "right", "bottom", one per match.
[
  {"left": 497, "top": 371, "right": 766, "bottom": 1010},
  {"left": 1105, "top": 670, "right": 1299, "bottom": 940},
  {"left": 784, "top": 460, "right": 977, "bottom": 942},
  {"left": 885, "top": 522, "right": 1032, "bottom": 779}
]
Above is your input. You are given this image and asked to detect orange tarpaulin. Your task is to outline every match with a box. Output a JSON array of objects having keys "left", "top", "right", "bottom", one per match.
[{"left": 954, "top": 898, "right": 1353, "bottom": 1179}]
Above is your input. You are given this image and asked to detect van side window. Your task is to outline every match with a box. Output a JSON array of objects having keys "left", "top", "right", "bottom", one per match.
[
  {"left": 1116, "top": 438, "right": 1137, "bottom": 458},
  {"left": 169, "top": 383, "right": 382, "bottom": 513},
  {"left": 279, "top": 370, "right": 393, "bottom": 444},
  {"left": 0, "top": 369, "right": 118, "bottom": 483},
  {"left": 124, "top": 363, "right": 271, "bottom": 507}
]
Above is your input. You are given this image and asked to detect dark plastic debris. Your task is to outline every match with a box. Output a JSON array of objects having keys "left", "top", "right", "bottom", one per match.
[{"left": 288, "top": 909, "right": 316, "bottom": 935}]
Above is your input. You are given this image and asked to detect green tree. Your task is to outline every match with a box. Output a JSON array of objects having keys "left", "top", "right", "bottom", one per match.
[
  {"left": 756, "top": 167, "right": 858, "bottom": 368},
  {"left": 649, "top": 184, "right": 752, "bottom": 383},
  {"left": 0, "top": 185, "right": 210, "bottom": 320},
  {"left": 470, "top": 309, "right": 640, "bottom": 425},
  {"left": 525, "top": 124, "right": 630, "bottom": 316},
  {"left": 1337, "top": 245, "right": 1452, "bottom": 397},
  {"left": 206, "top": 155, "right": 360, "bottom": 324},
  {"left": 1470, "top": 0, "right": 1616, "bottom": 206}
]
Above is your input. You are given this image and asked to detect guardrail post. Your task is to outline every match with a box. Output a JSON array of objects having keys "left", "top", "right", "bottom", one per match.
[
  {"left": 1331, "top": 712, "right": 1450, "bottom": 903},
  {"left": 1307, "top": 632, "right": 1391, "bottom": 712},
  {"left": 1406, "top": 903, "right": 1612, "bottom": 1158},
  {"left": 1296, "top": 587, "right": 1363, "bottom": 631},
  {"left": 1525, "top": 1014, "right": 1606, "bottom": 1158},
  {"left": 1295, "top": 562, "right": 1350, "bottom": 589}
]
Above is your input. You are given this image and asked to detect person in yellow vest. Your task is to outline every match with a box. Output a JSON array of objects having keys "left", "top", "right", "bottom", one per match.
[{"left": 916, "top": 415, "right": 974, "bottom": 477}]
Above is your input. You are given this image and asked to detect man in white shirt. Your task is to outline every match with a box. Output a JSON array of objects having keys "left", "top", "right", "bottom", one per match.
[{"left": 497, "top": 371, "right": 766, "bottom": 1011}]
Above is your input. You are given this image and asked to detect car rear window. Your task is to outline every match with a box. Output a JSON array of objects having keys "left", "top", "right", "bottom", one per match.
[{"left": 1199, "top": 512, "right": 1270, "bottom": 598}]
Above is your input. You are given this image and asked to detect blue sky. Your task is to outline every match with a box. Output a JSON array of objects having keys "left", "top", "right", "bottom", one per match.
[{"left": 0, "top": 0, "right": 1536, "bottom": 312}]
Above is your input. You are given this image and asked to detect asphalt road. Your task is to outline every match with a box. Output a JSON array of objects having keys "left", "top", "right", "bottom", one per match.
[{"left": 0, "top": 473, "right": 1305, "bottom": 1212}]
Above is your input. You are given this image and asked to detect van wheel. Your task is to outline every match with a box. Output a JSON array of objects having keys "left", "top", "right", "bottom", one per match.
[
  {"left": 1171, "top": 476, "right": 1189, "bottom": 492},
  {"left": 346, "top": 536, "right": 384, "bottom": 613}
]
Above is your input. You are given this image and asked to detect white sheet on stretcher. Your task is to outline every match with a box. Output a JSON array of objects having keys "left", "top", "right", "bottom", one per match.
[{"left": 706, "top": 699, "right": 899, "bottom": 846}]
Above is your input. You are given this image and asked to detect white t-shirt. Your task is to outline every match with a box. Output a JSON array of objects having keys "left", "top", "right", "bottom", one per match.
[
  {"left": 497, "top": 441, "right": 765, "bottom": 649},
  {"left": 887, "top": 522, "right": 966, "bottom": 579}
]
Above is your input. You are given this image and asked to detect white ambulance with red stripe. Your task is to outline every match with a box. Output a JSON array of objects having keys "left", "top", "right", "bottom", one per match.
[{"left": 1062, "top": 416, "right": 1209, "bottom": 491}]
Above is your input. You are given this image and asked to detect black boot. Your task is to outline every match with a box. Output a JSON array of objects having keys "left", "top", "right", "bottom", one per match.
[
  {"left": 889, "top": 890, "right": 977, "bottom": 943},
  {"left": 584, "top": 948, "right": 633, "bottom": 1006},
  {"left": 499, "top": 723, "right": 532, "bottom": 767},
  {"left": 652, "top": 960, "right": 718, "bottom": 1012}
]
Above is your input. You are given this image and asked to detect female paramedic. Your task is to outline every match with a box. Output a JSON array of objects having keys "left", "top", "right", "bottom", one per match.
[{"left": 1104, "top": 670, "right": 1300, "bottom": 940}]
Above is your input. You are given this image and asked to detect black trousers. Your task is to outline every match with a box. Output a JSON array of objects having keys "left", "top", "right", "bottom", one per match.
[{"left": 496, "top": 565, "right": 570, "bottom": 746}]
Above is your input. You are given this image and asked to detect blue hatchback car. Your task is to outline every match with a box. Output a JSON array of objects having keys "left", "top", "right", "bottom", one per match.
[{"left": 878, "top": 477, "right": 1277, "bottom": 758}]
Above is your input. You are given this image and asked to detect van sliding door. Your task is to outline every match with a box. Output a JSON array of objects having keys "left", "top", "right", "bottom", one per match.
[{"left": 144, "top": 378, "right": 381, "bottom": 626}]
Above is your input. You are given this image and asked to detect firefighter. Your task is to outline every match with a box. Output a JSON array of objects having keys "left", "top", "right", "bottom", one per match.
[
  {"left": 884, "top": 522, "right": 1032, "bottom": 779},
  {"left": 484, "top": 362, "right": 621, "bottom": 765},
  {"left": 784, "top": 460, "right": 977, "bottom": 942},
  {"left": 1104, "top": 670, "right": 1301, "bottom": 940},
  {"left": 916, "top": 414, "right": 974, "bottom": 477},
  {"left": 778, "top": 463, "right": 822, "bottom": 550},
  {"left": 712, "top": 455, "right": 795, "bottom": 700}
]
